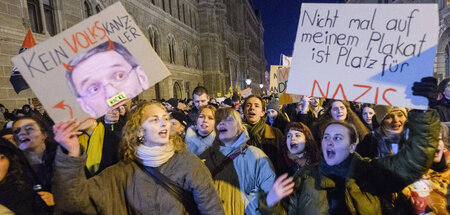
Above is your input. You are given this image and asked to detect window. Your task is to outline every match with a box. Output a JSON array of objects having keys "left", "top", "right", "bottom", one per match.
[
  {"left": 168, "top": 35, "right": 176, "bottom": 64},
  {"left": 182, "top": 42, "right": 188, "bottom": 67},
  {"left": 177, "top": 0, "right": 180, "bottom": 20},
  {"left": 173, "top": 82, "right": 182, "bottom": 99},
  {"left": 27, "top": 0, "right": 42, "bottom": 33},
  {"left": 169, "top": 0, "right": 172, "bottom": 15},
  {"left": 43, "top": 0, "right": 56, "bottom": 35},
  {"left": 183, "top": 4, "right": 186, "bottom": 23},
  {"left": 196, "top": 48, "right": 201, "bottom": 69},
  {"left": 96, "top": 5, "right": 102, "bottom": 13},
  {"left": 162, "top": 0, "right": 166, "bottom": 11},
  {"left": 151, "top": 0, "right": 155, "bottom": 4},
  {"left": 83, "top": 0, "right": 93, "bottom": 18},
  {"left": 148, "top": 27, "right": 159, "bottom": 55}
]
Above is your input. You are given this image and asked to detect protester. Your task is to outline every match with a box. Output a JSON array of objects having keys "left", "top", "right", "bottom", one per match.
[
  {"left": 78, "top": 107, "right": 125, "bottom": 177},
  {"left": 277, "top": 122, "right": 320, "bottom": 177},
  {"left": 12, "top": 116, "right": 57, "bottom": 211},
  {"left": 165, "top": 98, "right": 178, "bottom": 112},
  {"left": 243, "top": 95, "right": 283, "bottom": 174},
  {"left": 266, "top": 99, "right": 289, "bottom": 135},
  {"left": 357, "top": 105, "right": 409, "bottom": 158},
  {"left": 260, "top": 109, "right": 440, "bottom": 214},
  {"left": 169, "top": 110, "right": 187, "bottom": 139},
  {"left": 360, "top": 103, "right": 377, "bottom": 131},
  {"left": 199, "top": 107, "right": 275, "bottom": 214},
  {"left": 187, "top": 86, "right": 210, "bottom": 127},
  {"left": 403, "top": 122, "right": 450, "bottom": 214},
  {"left": 0, "top": 138, "right": 48, "bottom": 214},
  {"left": 52, "top": 101, "right": 224, "bottom": 214},
  {"left": 186, "top": 105, "right": 216, "bottom": 155},
  {"left": 311, "top": 100, "right": 369, "bottom": 145}
]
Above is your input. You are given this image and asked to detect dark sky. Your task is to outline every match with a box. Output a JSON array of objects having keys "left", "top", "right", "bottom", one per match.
[{"left": 252, "top": 0, "right": 345, "bottom": 69}]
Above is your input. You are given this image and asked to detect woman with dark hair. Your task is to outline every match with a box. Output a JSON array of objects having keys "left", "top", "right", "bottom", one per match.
[
  {"left": 12, "top": 116, "right": 57, "bottom": 210},
  {"left": 52, "top": 102, "right": 224, "bottom": 214},
  {"left": 277, "top": 122, "right": 320, "bottom": 176},
  {"left": 360, "top": 103, "right": 378, "bottom": 131},
  {"left": 0, "top": 138, "right": 48, "bottom": 214},
  {"left": 260, "top": 110, "right": 440, "bottom": 214},
  {"left": 310, "top": 100, "right": 369, "bottom": 146}
]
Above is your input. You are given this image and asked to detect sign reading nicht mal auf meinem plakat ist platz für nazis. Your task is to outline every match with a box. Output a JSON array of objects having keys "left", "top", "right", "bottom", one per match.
[
  {"left": 12, "top": 2, "right": 170, "bottom": 123},
  {"left": 286, "top": 3, "right": 438, "bottom": 110}
]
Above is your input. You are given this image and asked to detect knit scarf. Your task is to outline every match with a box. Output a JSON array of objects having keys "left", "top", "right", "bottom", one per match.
[
  {"left": 137, "top": 143, "right": 175, "bottom": 167},
  {"left": 246, "top": 117, "right": 266, "bottom": 148},
  {"left": 319, "top": 153, "right": 354, "bottom": 180},
  {"left": 79, "top": 122, "right": 105, "bottom": 176}
]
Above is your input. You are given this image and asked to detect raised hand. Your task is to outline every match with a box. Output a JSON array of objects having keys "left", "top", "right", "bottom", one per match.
[
  {"left": 266, "top": 173, "right": 295, "bottom": 207},
  {"left": 53, "top": 120, "right": 82, "bottom": 157}
]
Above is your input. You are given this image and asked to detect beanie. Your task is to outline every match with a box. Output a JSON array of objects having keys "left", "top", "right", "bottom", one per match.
[
  {"left": 170, "top": 111, "right": 187, "bottom": 127},
  {"left": 374, "top": 105, "right": 408, "bottom": 125},
  {"left": 438, "top": 78, "right": 450, "bottom": 94},
  {"left": 267, "top": 99, "right": 280, "bottom": 113},
  {"left": 167, "top": 98, "right": 178, "bottom": 108}
]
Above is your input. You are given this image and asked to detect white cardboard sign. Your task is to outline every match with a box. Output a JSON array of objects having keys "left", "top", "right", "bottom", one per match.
[
  {"left": 12, "top": 2, "right": 170, "bottom": 122},
  {"left": 287, "top": 3, "right": 438, "bottom": 110}
]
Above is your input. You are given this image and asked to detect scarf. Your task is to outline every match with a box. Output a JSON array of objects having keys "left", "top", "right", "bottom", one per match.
[
  {"left": 246, "top": 117, "right": 267, "bottom": 148},
  {"left": 319, "top": 153, "right": 354, "bottom": 180},
  {"left": 79, "top": 122, "right": 105, "bottom": 176},
  {"left": 137, "top": 143, "right": 175, "bottom": 167}
]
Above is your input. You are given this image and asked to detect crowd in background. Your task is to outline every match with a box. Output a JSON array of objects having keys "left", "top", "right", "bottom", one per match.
[{"left": 0, "top": 77, "right": 449, "bottom": 214}]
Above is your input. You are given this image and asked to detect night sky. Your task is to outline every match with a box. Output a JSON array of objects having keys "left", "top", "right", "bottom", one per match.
[{"left": 252, "top": 0, "right": 346, "bottom": 69}]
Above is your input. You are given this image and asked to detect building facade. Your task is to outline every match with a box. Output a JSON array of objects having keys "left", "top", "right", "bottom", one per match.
[{"left": 0, "top": 0, "right": 266, "bottom": 110}]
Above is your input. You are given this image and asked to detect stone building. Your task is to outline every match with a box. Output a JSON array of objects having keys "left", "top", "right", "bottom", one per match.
[{"left": 0, "top": 0, "right": 266, "bottom": 110}]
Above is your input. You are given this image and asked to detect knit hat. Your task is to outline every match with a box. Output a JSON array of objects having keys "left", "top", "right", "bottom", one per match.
[
  {"left": 167, "top": 98, "right": 178, "bottom": 108},
  {"left": 374, "top": 105, "right": 408, "bottom": 125},
  {"left": 267, "top": 99, "right": 280, "bottom": 113},
  {"left": 438, "top": 78, "right": 450, "bottom": 94},
  {"left": 223, "top": 98, "right": 233, "bottom": 107},
  {"left": 170, "top": 111, "right": 187, "bottom": 127}
]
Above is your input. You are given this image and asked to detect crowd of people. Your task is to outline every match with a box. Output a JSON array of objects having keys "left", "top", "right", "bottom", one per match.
[{"left": 0, "top": 78, "right": 449, "bottom": 214}]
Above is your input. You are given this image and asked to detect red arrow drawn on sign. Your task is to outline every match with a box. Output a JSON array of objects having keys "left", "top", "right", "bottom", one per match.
[{"left": 53, "top": 100, "right": 73, "bottom": 119}]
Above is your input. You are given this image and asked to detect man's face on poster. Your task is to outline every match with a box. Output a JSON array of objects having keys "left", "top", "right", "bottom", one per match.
[{"left": 72, "top": 50, "right": 149, "bottom": 118}]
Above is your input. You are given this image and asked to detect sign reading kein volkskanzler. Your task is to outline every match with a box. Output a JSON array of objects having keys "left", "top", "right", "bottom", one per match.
[
  {"left": 286, "top": 3, "right": 438, "bottom": 110},
  {"left": 12, "top": 2, "right": 170, "bottom": 123}
]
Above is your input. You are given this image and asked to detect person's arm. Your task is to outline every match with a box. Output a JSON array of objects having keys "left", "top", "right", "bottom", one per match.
[
  {"left": 357, "top": 110, "right": 440, "bottom": 194},
  {"left": 185, "top": 154, "right": 225, "bottom": 215}
]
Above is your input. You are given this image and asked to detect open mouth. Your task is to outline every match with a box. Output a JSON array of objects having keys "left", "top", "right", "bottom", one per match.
[
  {"left": 19, "top": 137, "right": 31, "bottom": 145},
  {"left": 218, "top": 128, "right": 228, "bottom": 134},
  {"left": 200, "top": 124, "right": 208, "bottom": 129},
  {"left": 248, "top": 112, "right": 256, "bottom": 117},
  {"left": 326, "top": 149, "right": 336, "bottom": 159},
  {"left": 290, "top": 143, "right": 298, "bottom": 149},
  {"left": 158, "top": 129, "right": 168, "bottom": 138}
]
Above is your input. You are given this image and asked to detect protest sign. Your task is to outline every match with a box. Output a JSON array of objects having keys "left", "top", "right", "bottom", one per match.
[
  {"left": 277, "top": 67, "right": 301, "bottom": 105},
  {"left": 12, "top": 2, "right": 170, "bottom": 122},
  {"left": 286, "top": 4, "right": 438, "bottom": 110},
  {"left": 269, "top": 65, "right": 285, "bottom": 94},
  {"left": 281, "top": 54, "right": 292, "bottom": 66},
  {"left": 241, "top": 88, "right": 252, "bottom": 98}
]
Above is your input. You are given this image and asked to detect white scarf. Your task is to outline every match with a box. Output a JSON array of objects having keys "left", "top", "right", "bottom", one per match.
[{"left": 137, "top": 143, "right": 175, "bottom": 167}]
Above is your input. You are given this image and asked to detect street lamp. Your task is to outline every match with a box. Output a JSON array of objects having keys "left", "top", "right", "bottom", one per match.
[
  {"left": 245, "top": 77, "right": 252, "bottom": 85},
  {"left": 259, "top": 84, "right": 263, "bottom": 89}
]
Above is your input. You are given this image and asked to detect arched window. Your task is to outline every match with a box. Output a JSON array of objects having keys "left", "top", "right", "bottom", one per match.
[
  {"left": 95, "top": 5, "right": 102, "bottom": 13},
  {"left": 173, "top": 81, "right": 182, "bottom": 99},
  {"left": 27, "top": 0, "right": 42, "bottom": 33},
  {"left": 83, "top": 0, "right": 93, "bottom": 18},
  {"left": 196, "top": 48, "right": 201, "bottom": 69},
  {"left": 182, "top": 42, "right": 188, "bottom": 67},
  {"left": 148, "top": 26, "right": 159, "bottom": 55},
  {"left": 168, "top": 34, "right": 176, "bottom": 64}
]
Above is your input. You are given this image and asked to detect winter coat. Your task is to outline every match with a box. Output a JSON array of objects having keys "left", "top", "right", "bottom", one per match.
[
  {"left": 432, "top": 97, "right": 450, "bottom": 122},
  {"left": 259, "top": 110, "right": 440, "bottom": 215},
  {"left": 357, "top": 127, "right": 408, "bottom": 159},
  {"left": 200, "top": 130, "right": 276, "bottom": 215},
  {"left": 266, "top": 114, "right": 289, "bottom": 135},
  {"left": 53, "top": 147, "right": 225, "bottom": 215},
  {"left": 185, "top": 126, "right": 216, "bottom": 155}
]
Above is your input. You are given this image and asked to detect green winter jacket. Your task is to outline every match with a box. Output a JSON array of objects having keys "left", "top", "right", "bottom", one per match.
[{"left": 259, "top": 110, "right": 440, "bottom": 215}]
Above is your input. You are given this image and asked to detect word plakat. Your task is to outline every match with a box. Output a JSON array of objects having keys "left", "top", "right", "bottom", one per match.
[{"left": 287, "top": 3, "right": 438, "bottom": 110}]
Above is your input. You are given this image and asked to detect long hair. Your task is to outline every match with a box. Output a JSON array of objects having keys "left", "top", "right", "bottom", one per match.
[
  {"left": 0, "top": 138, "right": 30, "bottom": 191},
  {"left": 12, "top": 115, "right": 54, "bottom": 145},
  {"left": 120, "top": 101, "right": 186, "bottom": 162},
  {"left": 315, "top": 100, "right": 368, "bottom": 143},
  {"left": 284, "top": 122, "right": 320, "bottom": 164}
]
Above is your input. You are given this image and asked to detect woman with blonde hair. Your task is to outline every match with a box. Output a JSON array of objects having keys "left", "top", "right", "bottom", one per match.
[
  {"left": 52, "top": 101, "right": 224, "bottom": 214},
  {"left": 200, "top": 107, "right": 275, "bottom": 214},
  {"left": 186, "top": 105, "right": 217, "bottom": 155}
]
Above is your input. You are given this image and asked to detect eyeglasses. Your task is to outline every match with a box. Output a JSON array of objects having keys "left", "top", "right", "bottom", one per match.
[{"left": 78, "top": 66, "right": 137, "bottom": 98}]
